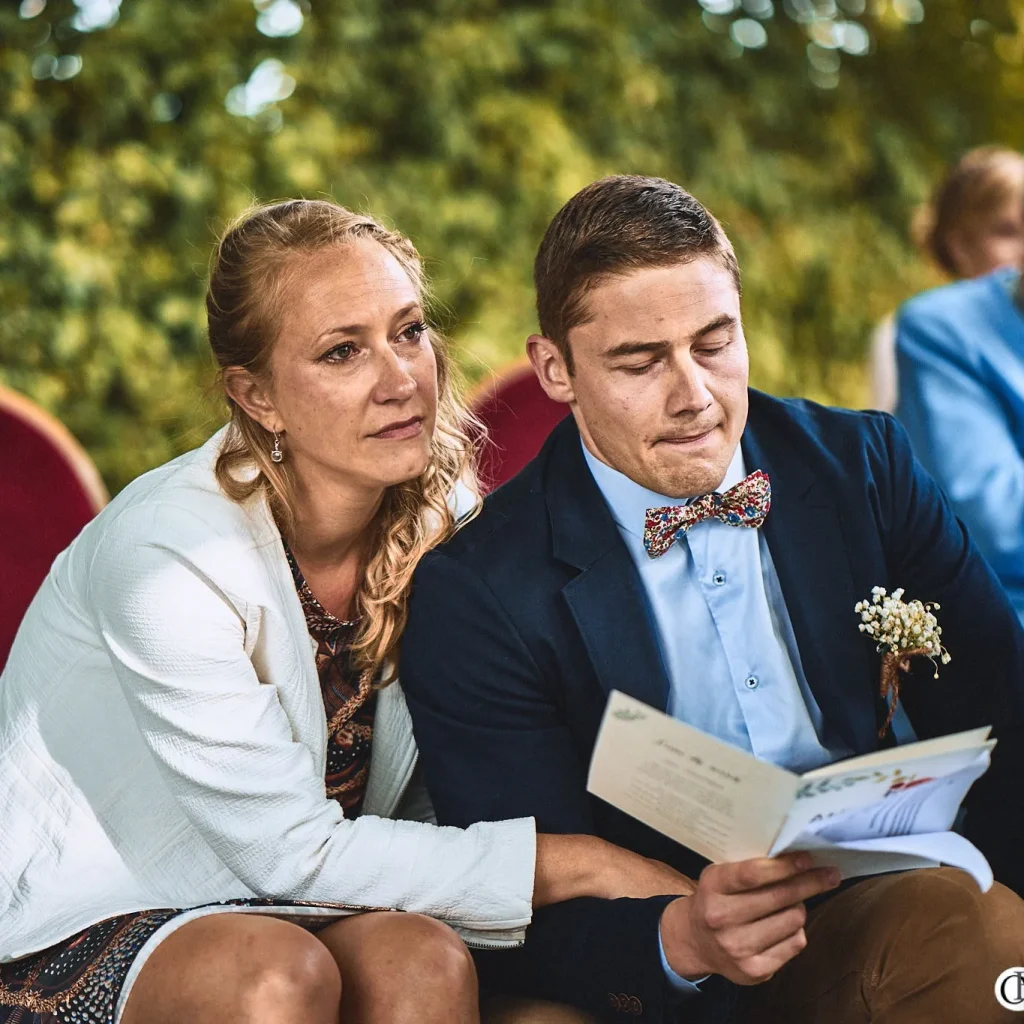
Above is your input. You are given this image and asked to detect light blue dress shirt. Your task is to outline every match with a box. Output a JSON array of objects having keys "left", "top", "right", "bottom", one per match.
[
  {"left": 583, "top": 444, "right": 843, "bottom": 771},
  {"left": 583, "top": 442, "right": 850, "bottom": 993},
  {"left": 896, "top": 267, "right": 1024, "bottom": 623}
]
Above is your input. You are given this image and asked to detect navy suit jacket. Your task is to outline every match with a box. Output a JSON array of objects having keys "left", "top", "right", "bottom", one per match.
[{"left": 400, "top": 391, "right": 1024, "bottom": 1024}]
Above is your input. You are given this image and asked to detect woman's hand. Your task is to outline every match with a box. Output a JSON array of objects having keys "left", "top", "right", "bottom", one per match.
[
  {"left": 532, "top": 833, "right": 696, "bottom": 908},
  {"left": 610, "top": 853, "right": 697, "bottom": 900}
]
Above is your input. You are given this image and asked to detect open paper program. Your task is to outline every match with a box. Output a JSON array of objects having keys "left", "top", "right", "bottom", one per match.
[{"left": 587, "top": 690, "right": 995, "bottom": 891}]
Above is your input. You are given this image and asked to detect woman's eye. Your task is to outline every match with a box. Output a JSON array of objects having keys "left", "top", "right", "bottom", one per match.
[
  {"left": 992, "top": 221, "right": 1022, "bottom": 239},
  {"left": 321, "top": 341, "right": 358, "bottom": 363},
  {"left": 398, "top": 321, "right": 428, "bottom": 344}
]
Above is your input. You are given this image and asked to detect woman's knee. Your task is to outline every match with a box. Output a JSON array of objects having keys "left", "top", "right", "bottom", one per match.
[
  {"left": 318, "top": 912, "right": 477, "bottom": 1020},
  {"left": 123, "top": 914, "right": 341, "bottom": 1024},
  {"left": 391, "top": 914, "right": 477, "bottom": 993},
  {"left": 239, "top": 926, "right": 342, "bottom": 1020}
]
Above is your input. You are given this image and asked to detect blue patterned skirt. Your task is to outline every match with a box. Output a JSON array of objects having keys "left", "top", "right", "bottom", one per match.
[{"left": 0, "top": 900, "right": 359, "bottom": 1024}]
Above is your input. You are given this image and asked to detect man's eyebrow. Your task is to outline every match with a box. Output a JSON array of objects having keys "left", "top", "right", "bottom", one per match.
[
  {"left": 603, "top": 339, "right": 671, "bottom": 360},
  {"left": 602, "top": 314, "right": 739, "bottom": 360},
  {"left": 315, "top": 303, "right": 423, "bottom": 343},
  {"left": 693, "top": 313, "right": 739, "bottom": 339}
]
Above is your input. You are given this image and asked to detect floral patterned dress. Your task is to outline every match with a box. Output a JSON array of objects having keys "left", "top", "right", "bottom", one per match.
[{"left": 0, "top": 543, "right": 376, "bottom": 1024}]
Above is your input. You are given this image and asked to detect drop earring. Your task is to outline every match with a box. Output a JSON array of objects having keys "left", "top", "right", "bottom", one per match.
[{"left": 271, "top": 432, "right": 284, "bottom": 464}]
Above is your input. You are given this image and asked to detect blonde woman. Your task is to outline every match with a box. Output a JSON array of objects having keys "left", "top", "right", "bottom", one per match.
[
  {"left": 870, "top": 145, "right": 1024, "bottom": 411},
  {"left": 0, "top": 201, "right": 691, "bottom": 1024}
]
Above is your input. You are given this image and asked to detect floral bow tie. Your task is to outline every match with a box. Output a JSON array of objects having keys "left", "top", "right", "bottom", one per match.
[{"left": 643, "top": 470, "right": 772, "bottom": 558}]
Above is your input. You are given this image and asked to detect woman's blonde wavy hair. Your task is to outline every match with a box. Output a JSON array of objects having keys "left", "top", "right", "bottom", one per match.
[{"left": 207, "top": 199, "right": 480, "bottom": 687}]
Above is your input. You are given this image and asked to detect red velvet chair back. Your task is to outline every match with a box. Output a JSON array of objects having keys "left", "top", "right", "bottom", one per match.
[
  {"left": 472, "top": 362, "right": 570, "bottom": 493},
  {"left": 0, "top": 385, "right": 107, "bottom": 669}
]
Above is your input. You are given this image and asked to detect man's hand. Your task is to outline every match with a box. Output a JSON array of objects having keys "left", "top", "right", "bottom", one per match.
[{"left": 659, "top": 853, "right": 840, "bottom": 985}]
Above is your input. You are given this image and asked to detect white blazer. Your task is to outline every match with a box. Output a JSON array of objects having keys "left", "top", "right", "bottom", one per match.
[{"left": 0, "top": 430, "right": 536, "bottom": 960}]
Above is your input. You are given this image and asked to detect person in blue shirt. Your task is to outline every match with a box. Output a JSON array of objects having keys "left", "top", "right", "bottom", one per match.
[
  {"left": 896, "top": 261, "right": 1024, "bottom": 623},
  {"left": 870, "top": 145, "right": 1024, "bottom": 412},
  {"left": 400, "top": 176, "right": 1024, "bottom": 1024}
]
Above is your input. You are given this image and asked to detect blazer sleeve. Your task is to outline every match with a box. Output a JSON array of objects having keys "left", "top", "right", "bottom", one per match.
[
  {"left": 895, "top": 304, "right": 1024, "bottom": 588},
  {"left": 878, "top": 413, "right": 1024, "bottom": 895},
  {"left": 86, "top": 501, "right": 536, "bottom": 931},
  {"left": 401, "top": 551, "right": 704, "bottom": 1024}
]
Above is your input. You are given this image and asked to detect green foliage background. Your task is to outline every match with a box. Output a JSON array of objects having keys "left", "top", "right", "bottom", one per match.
[{"left": 2, "top": 0, "right": 1023, "bottom": 492}]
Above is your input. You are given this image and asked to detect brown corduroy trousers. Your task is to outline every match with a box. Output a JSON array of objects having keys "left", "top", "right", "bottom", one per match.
[
  {"left": 486, "top": 867, "right": 1024, "bottom": 1023},
  {"left": 742, "top": 867, "right": 1024, "bottom": 1024}
]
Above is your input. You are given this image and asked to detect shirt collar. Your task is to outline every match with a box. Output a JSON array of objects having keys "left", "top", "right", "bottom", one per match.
[{"left": 582, "top": 440, "right": 747, "bottom": 540}]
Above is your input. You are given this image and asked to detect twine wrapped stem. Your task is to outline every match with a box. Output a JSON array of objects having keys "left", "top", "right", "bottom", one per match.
[
  {"left": 878, "top": 647, "right": 929, "bottom": 738},
  {"left": 858, "top": 588, "right": 950, "bottom": 739}
]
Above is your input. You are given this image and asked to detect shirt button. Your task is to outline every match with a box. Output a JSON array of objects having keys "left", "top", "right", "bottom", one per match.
[
  {"left": 712, "top": 570, "right": 727, "bottom": 586},
  {"left": 744, "top": 675, "right": 759, "bottom": 690}
]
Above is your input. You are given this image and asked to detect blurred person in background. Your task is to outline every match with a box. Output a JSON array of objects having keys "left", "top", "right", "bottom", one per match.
[
  {"left": 895, "top": 158, "right": 1024, "bottom": 626},
  {"left": 0, "top": 199, "right": 693, "bottom": 1024},
  {"left": 870, "top": 146, "right": 1024, "bottom": 411}
]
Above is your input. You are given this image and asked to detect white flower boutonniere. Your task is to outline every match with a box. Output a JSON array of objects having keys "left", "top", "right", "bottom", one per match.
[{"left": 855, "top": 586, "right": 951, "bottom": 738}]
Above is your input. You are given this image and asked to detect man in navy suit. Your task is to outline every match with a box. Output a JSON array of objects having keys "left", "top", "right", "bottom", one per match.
[{"left": 400, "top": 176, "right": 1024, "bottom": 1023}]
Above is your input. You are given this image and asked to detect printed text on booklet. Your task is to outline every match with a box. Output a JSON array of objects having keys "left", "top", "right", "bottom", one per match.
[{"left": 587, "top": 691, "right": 994, "bottom": 890}]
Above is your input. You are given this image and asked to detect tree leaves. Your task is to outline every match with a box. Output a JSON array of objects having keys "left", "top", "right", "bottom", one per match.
[{"left": 1, "top": 0, "right": 1021, "bottom": 491}]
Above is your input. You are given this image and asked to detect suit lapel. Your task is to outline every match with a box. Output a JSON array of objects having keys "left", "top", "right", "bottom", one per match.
[
  {"left": 742, "top": 404, "right": 877, "bottom": 755},
  {"left": 544, "top": 420, "right": 672, "bottom": 713},
  {"left": 541, "top": 402, "right": 879, "bottom": 754}
]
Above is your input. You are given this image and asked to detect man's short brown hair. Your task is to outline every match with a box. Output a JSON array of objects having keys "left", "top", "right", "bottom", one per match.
[{"left": 534, "top": 175, "right": 741, "bottom": 371}]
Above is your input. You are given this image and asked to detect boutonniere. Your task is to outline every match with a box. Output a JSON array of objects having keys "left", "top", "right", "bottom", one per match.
[{"left": 855, "top": 586, "right": 951, "bottom": 738}]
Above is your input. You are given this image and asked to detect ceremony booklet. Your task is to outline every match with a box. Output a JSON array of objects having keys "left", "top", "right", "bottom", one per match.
[{"left": 587, "top": 691, "right": 996, "bottom": 891}]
